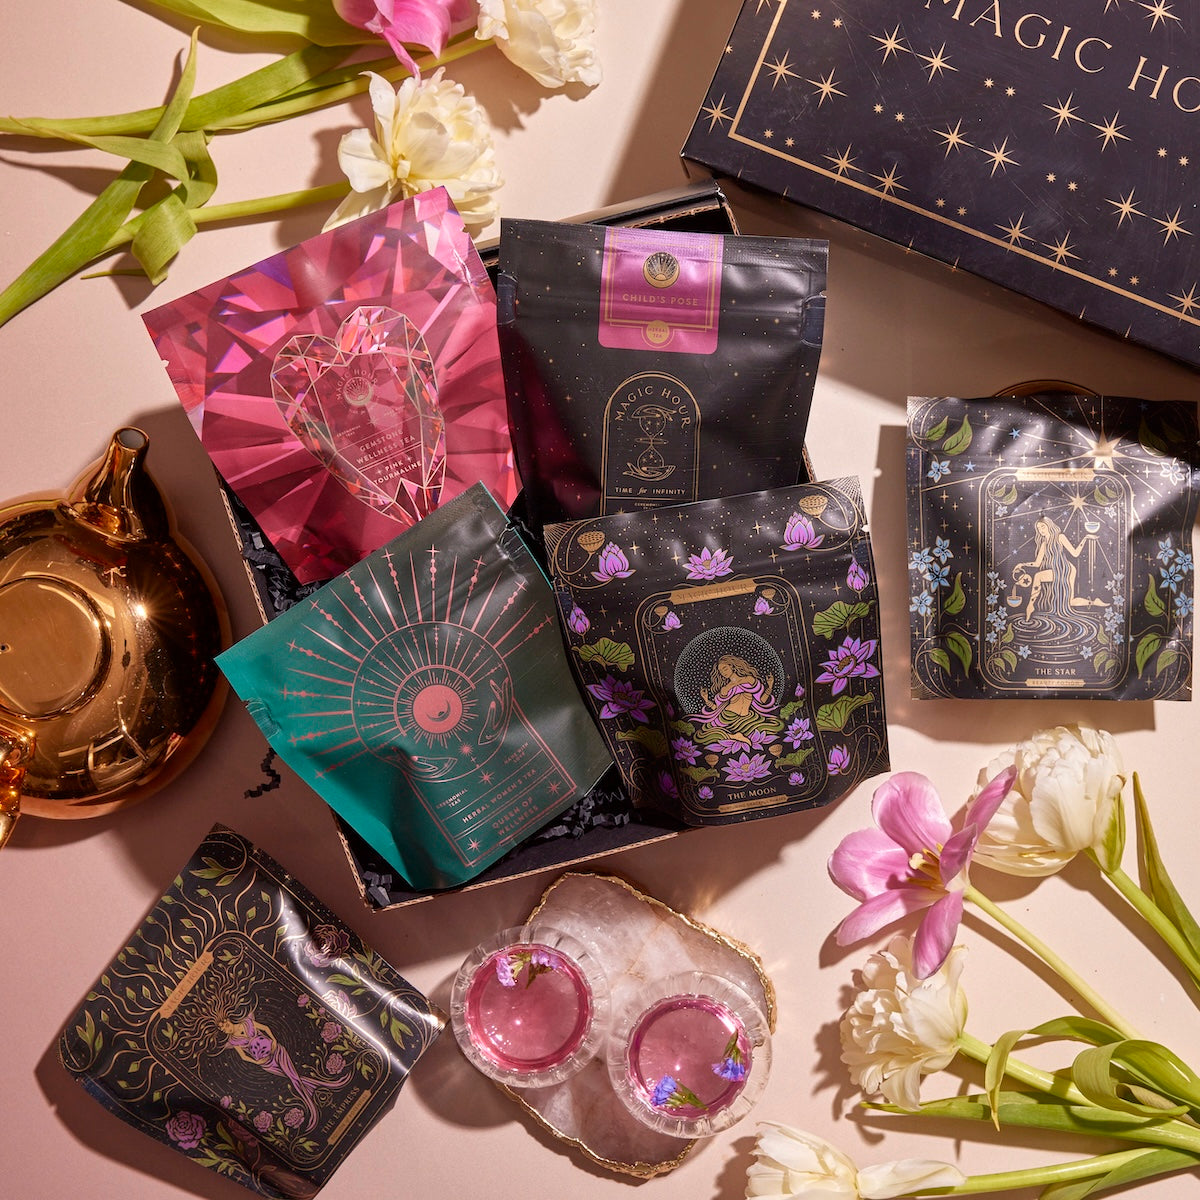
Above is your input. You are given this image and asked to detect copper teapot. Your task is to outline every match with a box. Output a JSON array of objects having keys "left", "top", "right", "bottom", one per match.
[{"left": 0, "top": 427, "right": 228, "bottom": 844}]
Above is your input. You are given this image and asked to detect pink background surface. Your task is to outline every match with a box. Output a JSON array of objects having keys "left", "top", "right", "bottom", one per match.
[{"left": 2, "top": 3, "right": 1200, "bottom": 1198}]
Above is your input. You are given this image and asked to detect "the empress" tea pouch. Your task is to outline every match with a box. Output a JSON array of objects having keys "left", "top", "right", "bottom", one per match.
[
  {"left": 497, "top": 219, "right": 827, "bottom": 529},
  {"left": 907, "top": 392, "right": 1200, "bottom": 700},
  {"left": 144, "top": 189, "right": 518, "bottom": 584},
  {"left": 545, "top": 479, "right": 889, "bottom": 824},
  {"left": 59, "top": 826, "right": 443, "bottom": 1199},
  {"left": 218, "top": 484, "right": 613, "bottom": 890}
]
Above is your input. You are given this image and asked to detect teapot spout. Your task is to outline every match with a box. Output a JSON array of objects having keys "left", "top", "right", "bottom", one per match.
[{"left": 70, "top": 427, "right": 170, "bottom": 542}]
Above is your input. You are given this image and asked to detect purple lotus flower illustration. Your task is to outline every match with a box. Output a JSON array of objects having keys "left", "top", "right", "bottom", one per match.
[
  {"left": 724, "top": 752, "right": 772, "bottom": 783},
  {"left": 592, "top": 542, "right": 634, "bottom": 582},
  {"left": 711, "top": 738, "right": 750, "bottom": 756},
  {"left": 783, "top": 512, "right": 824, "bottom": 550},
  {"left": 586, "top": 675, "right": 656, "bottom": 723},
  {"left": 784, "top": 716, "right": 813, "bottom": 748},
  {"left": 794, "top": 683, "right": 806, "bottom": 699},
  {"left": 754, "top": 595, "right": 773, "bottom": 615},
  {"left": 166, "top": 1111, "right": 207, "bottom": 1150},
  {"left": 788, "top": 771, "right": 805, "bottom": 786},
  {"left": 672, "top": 737, "right": 700, "bottom": 766},
  {"left": 685, "top": 546, "right": 734, "bottom": 581},
  {"left": 748, "top": 729, "right": 775, "bottom": 750},
  {"left": 663, "top": 610, "right": 682, "bottom": 630},
  {"left": 567, "top": 604, "right": 590, "bottom": 635},
  {"left": 658, "top": 770, "right": 679, "bottom": 800},
  {"left": 847, "top": 559, "right": 870, "bottom": 592},
  {"left": 828, "top": 744, "right": 851, "bottom": 775},
  {"left": 817, "top": 636, "right": 881, "bottom": 695},
  {"left": 698, "top": 785, "right": 714, "bottom": 801}
]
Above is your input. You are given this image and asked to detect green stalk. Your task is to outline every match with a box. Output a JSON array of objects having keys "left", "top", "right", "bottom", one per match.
[
  {"left": 1104, "top": 864, "right": 1200, "bottom": 983},
  {"left": 956, "top": 1031, "right": 1087, "bottom": 1104},
  {"left": 0, "top": 31, "right": 485, "bottom": 141},
  {"left": 935, "top": 1147, "right": 1196, "bottom": 1195},
  {"left": 964, "top": 884, "right": 1140, "bottom": 1040}
]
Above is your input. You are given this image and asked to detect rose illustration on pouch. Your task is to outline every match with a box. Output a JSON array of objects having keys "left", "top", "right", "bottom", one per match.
[
  {"left": 684, "top": 546, "right": 734, "bottom": 581},
  {"left": 271, "top": 306, "right": 446, "bottom": 525},
  {"left": 782, "top": 512, "right": 824, "bottom": 550},
  {"left": 592, "top": 542, "right": 635, "bottom": 582},
  {"left": 166, "top": 1111, "right": 207, "bottom": 1150},
  {"left": 303, "top": 923, "right": 351, "bottom": 967}
]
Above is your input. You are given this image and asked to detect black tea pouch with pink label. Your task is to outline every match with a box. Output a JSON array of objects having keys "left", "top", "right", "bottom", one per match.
[{"left": 497, "top": 219, "right": 827, "bottom": 530}]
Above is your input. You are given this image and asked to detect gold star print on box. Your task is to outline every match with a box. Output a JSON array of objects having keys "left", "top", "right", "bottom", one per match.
[{"left": 684, "top": 0, "right": 1200, "bottom": 369}]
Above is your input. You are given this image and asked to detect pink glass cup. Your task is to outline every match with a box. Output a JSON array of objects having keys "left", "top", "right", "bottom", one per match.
[
  {"left": 450, "top": 925, "right": 610, "bottom": 1088},
  {"left": 608, "top": 971, "right": 771, "bottom": 1137}
]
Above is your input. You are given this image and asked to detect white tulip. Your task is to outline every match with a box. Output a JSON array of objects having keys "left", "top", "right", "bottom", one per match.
[
  {"left": 324, "top": 70, "right": 502, "bottom": 234},
  {"left": 745, "top": 1122, "right": 964, "bottom": 1199},
  {"left": 840, "top": 935, "right": 967, "bottom": 1111},
  {"left": 971, "top": 725, "right": 1126, "bottom": 877},
  {"left": 477, "top": 0, "right": 602, "bottom": 88}
]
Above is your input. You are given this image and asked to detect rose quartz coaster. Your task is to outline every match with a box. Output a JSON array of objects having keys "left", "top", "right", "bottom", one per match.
[{"left": 501, "top": 872, "right": 774, "bottom": 1177}]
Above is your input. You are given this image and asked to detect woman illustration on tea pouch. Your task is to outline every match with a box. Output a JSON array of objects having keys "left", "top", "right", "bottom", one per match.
[
  {"left": 690, "top": 654, "right": 783, "bottom": 744},
  {"left": 1013, "top": 516, "right": 1108, "bottom": 619},
  {"left": 221, "top": 1010, "right": 351, "bottom": 1131}
]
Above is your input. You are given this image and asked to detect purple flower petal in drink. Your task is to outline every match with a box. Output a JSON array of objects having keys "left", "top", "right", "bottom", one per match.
[
  {"left": 685, "top": 546, "right": 734, "bottom": 581},
  {"left": 712, "top": 1056, "right": 747, "bottom": 1082},
  {"left": 496, "top": 953, "right": 518, "bottom": 988},
  {"left": 651, "top": 1075, "right": 677, "bottom": 1107},
  {"left": 592, "top": 542, "right": 634, "bottom": 582}
]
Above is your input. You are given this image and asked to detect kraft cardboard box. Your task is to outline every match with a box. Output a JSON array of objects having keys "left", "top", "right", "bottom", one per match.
[
  {"left": 683, "top": 0, "right": 1200, "bottom": 371},
  {"left": 220, "top": 184, "right": 760, "bottom": 910}
]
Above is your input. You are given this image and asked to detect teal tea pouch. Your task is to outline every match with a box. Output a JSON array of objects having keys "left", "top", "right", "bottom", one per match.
[{"left": 218, "top": 484, "right": 613, "bottom": 890}]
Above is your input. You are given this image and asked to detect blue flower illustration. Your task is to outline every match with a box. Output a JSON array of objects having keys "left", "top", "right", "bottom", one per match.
[
  {"left": 933, "top": 536, "right": 952, "bottom": 563},
  {"left": 926, "top": 459, "right": 950, "bottom": 482},
  {"left": 910, "top": 591, "right": 933, "bottom": 617}
]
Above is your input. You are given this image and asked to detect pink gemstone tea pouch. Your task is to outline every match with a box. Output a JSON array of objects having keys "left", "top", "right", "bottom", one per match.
[{"left": 144, "top": 189, "right": 518, "bottom": 583}]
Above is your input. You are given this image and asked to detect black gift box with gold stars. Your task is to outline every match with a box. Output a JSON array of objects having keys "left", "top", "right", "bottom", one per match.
[{"left": 684, "top": 0, "right": 1200, "bottom": 368}]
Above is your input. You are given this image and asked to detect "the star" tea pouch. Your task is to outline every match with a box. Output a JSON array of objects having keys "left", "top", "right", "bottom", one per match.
[{"left": 906, "top": 391, "right": 1200, "bottom": 700}]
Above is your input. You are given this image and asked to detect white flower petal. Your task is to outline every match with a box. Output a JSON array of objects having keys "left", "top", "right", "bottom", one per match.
[
  {"left": 857, "top": 1158, "right": 966, "bottom": 1199},
  {"left": 478, "top": 0, "right": 601, "bottom": 88},
  {"left": 747, "top": 1124, "right": 861, "bottom": 1198},
  {"left": 321, "top": 184, "right": 399, "bottom": 232},
  {"left": 336, "top": 127, "right": 395, "bottom": 193}
]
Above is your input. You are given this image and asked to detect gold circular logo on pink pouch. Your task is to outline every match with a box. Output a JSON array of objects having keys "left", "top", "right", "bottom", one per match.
[
  {"left": 411, "top": 683, "right": 465, "bottom": 735},
  {"left": 643, "top": 252, "right": 680, "bottom": 288},
  {"left": 644, "top": 320, "right": 671, "bottom": 345}
]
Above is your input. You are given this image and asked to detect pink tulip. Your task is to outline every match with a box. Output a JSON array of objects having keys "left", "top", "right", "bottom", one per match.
[
  {"left": 828, "top": 765, "right": 1017, "bottom": 978},
  {"left": 334, "top": 0, "right": 474, "bottom": 75}
]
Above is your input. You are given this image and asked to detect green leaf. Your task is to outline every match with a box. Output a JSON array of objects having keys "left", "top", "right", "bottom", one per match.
[
  {"left": 942, "top": 415, "right": 973, "bottom": 455},
  {"left": 777, "top": 748, "right": 813, "bottom": 769},
  {"left": 943, "top": 572, "right": 966, "bottom": 615},
  {"left": 142, "top": 0, "right": 374, "bottom": 47},
  {"left": 1072, "top": 1042, "right": 1190, "bottom": 1116},
  {"left": 615, "top": 727, "right": 669, "bottom": 758},
  {"left": 816, "top": 692, "right": 873, "bottom": 731},
  {"left": 995, "top": 483, "right": 1018, "bottom": 505},
  {"left": 924, "top": 415, "right": 949, "bottom": 441},
  {"left": 575, "top": 638, "right": 635, "bottom": 671},
  {"left": 1145, "top": 575, "right": 1166, "bottom": 617},
  {"left": 946, "top": 630, "right": 973, "bottom": 672},
  {"left": 812, "top": 600, "right": 873, "bottom": 639},
  {"left": 1157, "top": 648, "right": 1180, "bottom": 676},
  {"left": 0, "top": 32, "right": 198, "bottom": 328},
  {"left": 1138, "top": 417, "right": 1169, "bottom": 457},
  {"left": 130, "top": 194, "right": 197, "bottom": 284},
  {"left": 1135, "top": 632, "right": 1162, "bottom": 677},
  {"left": 1133, "top": 774, "right": 1200, "bottom": 978},
  {"left": 679, "top": 765, "right": 718, "bottom": 783},
  {"left": 998, "top": 648, "right": 1019, "bottom": 672},
  {"left": 1041, "top": 1149, "right": 1200, "bottom": 1200},
  {"left": 930, "top": 648, "right": 951, "bottom": 672},
  {"left": 985, "top": 1027, "right": 1029, "bottom": 1127}
]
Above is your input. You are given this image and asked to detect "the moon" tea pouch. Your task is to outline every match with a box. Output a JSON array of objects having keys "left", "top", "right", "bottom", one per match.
[
  {"left": 906, "top": 391, "right": 1200, "bottom": 700},
  {"left": 497, "top": 220, "right": 827, "bottom": 530},
  {"left": 545, "top": 479, "right": 889, "bottom": 824}
]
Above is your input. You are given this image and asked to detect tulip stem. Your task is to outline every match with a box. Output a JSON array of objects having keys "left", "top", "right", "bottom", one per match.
[
  {"left": 932, "top": 1147, "right": 1200, "bottom": 1195},
  {"left": 955, "top": 1031, "right": 1087, "bottom": 1104},
  {"left": 1102, "top": 864, "right": 1200, "bottom": 986},
  {"left": 964, "top": 884, "right": 1140, "bottom": 1040}
]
